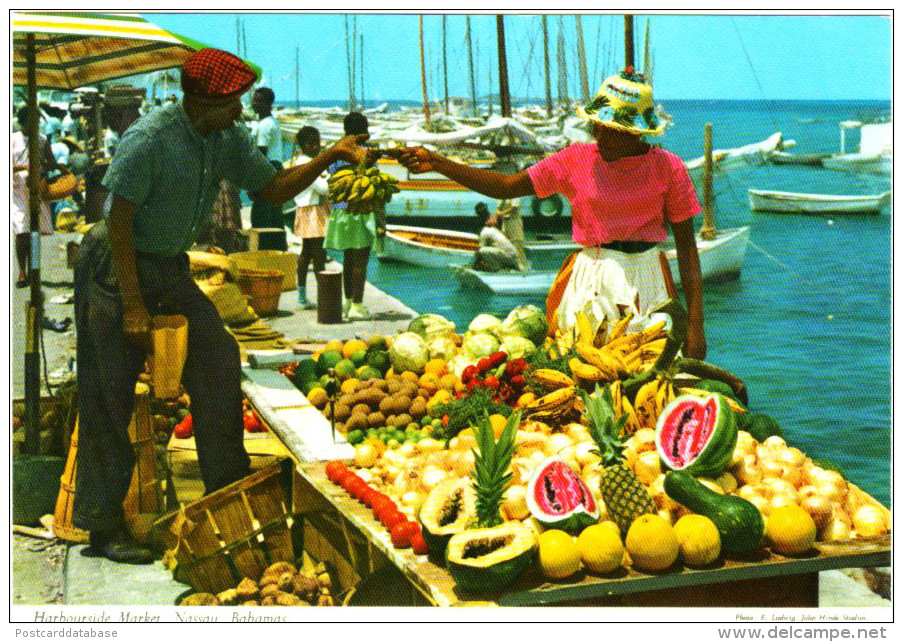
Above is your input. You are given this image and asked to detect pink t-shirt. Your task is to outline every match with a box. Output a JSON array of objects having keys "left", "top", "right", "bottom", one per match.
[{"left": 527, "top": 143, "right": 701, "bottom": 245}]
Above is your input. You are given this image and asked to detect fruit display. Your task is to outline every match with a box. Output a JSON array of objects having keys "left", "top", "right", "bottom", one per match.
[
  {"left": 290, "top": 305, "right": 886, "bottom": 596},
  {"left": 178, "top": 561, "right": 337, "bottom": 607},
  {"left": 327, "top": 165, "right": 400, "bottom": 214}
]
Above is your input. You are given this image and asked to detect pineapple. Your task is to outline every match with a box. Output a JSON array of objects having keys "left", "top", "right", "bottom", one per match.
[
  {"left": 581, "top": 386, "right": 655, "bottom": 536},
  {"left": 470, "top": 411, "right": 520, "bottom": 527}
]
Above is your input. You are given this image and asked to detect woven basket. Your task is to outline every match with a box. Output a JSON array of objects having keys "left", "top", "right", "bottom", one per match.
[{"left": 237, "top": 268, "right": 284, "bottom": 317}]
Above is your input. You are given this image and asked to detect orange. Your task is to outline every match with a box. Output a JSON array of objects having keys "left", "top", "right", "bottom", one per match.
[
  {"left": 766, "top": 504, "right": 816, "bottom": 556},
  {"left": 342, "top": 339, "right": 368, "bottom": 360},
  {"left": 439, "top": 373, "right": 458, "bottom": 391},
  {"left": 400, "top": 371, "right": 420, "bottom": 383},
  {"left": 423, "top": 358, "right": 449, "bottom": 377},
  {"left": 419, "top": 372, "right": 441, "bottom": 396}
]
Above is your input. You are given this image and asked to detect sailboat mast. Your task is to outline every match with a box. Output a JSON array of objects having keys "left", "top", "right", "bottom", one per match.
[
  {"left": 420, "top": 15, "right": 431, "bottom": 127},
  {"left": 700, "top": 123, "right": 717, "bottom": 240},
  {"left": 542, "top": 15, "right": 552, "bottom": 117},
  {"left": 295, "top": 47, "right": 300, "bottom": 108},
  {"left": 442, "top": 15, "right": 449, "bottom": 113},
  {"left": 642, "top": 18, "right": 652, "bottom": 79},
  {"left": 360, "top": 34, "right": 365, "bottom": 109},
  {"left": 344, "top": 16, "right": 355, "bottom": 111},
  {"left": 575, "top": 15, "right": 590, "bottom": 102},
  {"left": 466, "top": 16, "right": 477, "bottom": 116},
  {"left": 624, "top": 14, "right": 634, "bottom": 69},
  {"left": 496, "top": 15, "right": 512, "bottom": 117},
  {"left": 557, "top": 17, "right": 568, "bottom": 107}
]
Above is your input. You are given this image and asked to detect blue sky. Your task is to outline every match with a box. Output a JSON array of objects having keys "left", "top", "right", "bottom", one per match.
[{"left": 149, "top": 13, "right": 891, "bottom": 103}]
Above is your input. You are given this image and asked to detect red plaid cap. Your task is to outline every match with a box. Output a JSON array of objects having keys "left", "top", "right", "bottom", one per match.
[{"left": 181, "top": 48, "right": 257, "bottom": 101}]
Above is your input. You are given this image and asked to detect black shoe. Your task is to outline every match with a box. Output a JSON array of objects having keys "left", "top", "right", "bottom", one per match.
[
  {"left": 41, "top": 316, "right": 72, "bottom": 332},
  {"left": 89, "top": 529, "right": 154, "bottom": 565}
]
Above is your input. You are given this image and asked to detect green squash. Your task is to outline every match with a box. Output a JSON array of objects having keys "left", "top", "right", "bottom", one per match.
[
  {"left": 445, "top": 522, "right": 536, "bottom": 593},
  {"left": 418, "top": 478, "right": 477, "bottom": 556},
  {"left": 664, "top": 470, "right": 764, "bottom": 555},
  {"left": 744, "top": 413, "right": 784, "bottom": 442}
]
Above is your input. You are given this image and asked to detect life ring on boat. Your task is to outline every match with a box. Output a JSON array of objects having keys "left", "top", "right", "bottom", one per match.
[{"left": 531, "top": 194, "right": 564, "bottom": 218}]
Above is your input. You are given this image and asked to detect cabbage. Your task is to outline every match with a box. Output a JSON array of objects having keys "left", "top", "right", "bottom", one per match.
[
  {"left": 407, "top": 313, "right": 456, "bottom": 342},
  {"left": 427, "top": 336, "right": 458, "bottom": 361},
  {"left": 467, "top": 313, "right": 502, "bottom": 336},
  {"left": 499, "top": 336, "right": 536, "bottom": 360},
  {"left": 389, "top": 332, "right": 430, "bottom": 374},
  {"left": 496, "top": 305, "right": 548, "bottom": 345},
  {"left": 462, "top": 333, "right": 499, "bottom": 359}
]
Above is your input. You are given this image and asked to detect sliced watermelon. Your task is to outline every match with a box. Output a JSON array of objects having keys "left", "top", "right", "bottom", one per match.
[
  {"left": 655, "top": 393, "right": 738, "bottom": 478},
  {"left": 526, "top": 458, "right": 600, "bottom": 534}
]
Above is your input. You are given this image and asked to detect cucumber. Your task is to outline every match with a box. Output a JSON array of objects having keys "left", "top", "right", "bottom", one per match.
[{"left": 663, "top": 470, "right": 764, "bottom": 555}]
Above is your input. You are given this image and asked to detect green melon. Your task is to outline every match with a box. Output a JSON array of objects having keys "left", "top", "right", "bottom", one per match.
[
  {"left": 333, "top": 359, "right": 357, "bottom": 381},
  {"left": 356, "top": 365, "right": 382, "bottom": 381},
  {"left": 366, "top": 350, "right": 392, "bottom": 376},
  {"left": 745, "top": 413, "right": 784, "bottom": 442},
  {"left": 315, "top": 349, "right": 344, "bottom": 377},
  {"left": 693, "top": 379, "right": 743, "bottom": 405},
  {"left": 366, "top": 335, "right": 389, "bottom": 353},
  {"left": 350, "top": 349, "right": 368, "bottom": 368},
  {"left": 445, "top": 522, "right": 536, "bottom": 594},
  {"left": 655, "top": 393, "right": 738, "bottom": 478},
  {"left": 293, "top": 359, "right": 317, "bottom": 389}
]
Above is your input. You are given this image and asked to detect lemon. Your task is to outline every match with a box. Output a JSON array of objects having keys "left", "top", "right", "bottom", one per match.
[
  {"left": 342, "top": 339, "right": 368, "bottom": 360},
  {"left": 323, "top": 340, "right": 344, "bottom": 353},
  {"left": 766, "top": 504, "right": 816, "bottom": 555},
  {"left": 538, "top": 530, "right": 581, "bottom": 579},
  {"left": 625, "top": 514, "right": 679, "bottom": 572},
  {"left": 423, "top": 358, "right": 449, "bottom": 377},
  {"left": 340, "top": 378, "right": 360, "bottom": 395},
  {"left": 306, "top": 387, "right": 328, "bottom": 409},
  {"left": 673, "top": 514, "right": 721, "bottom": 567},
  {"left": 576, "top": 522, "right": 623, "bottom": 574}
]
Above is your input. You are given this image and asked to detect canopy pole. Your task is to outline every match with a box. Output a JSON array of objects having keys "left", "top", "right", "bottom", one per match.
[
  {"left": 419, "top": 15, "right": 431, "bottom": 128},
  {"left": 542, "top": 15, "right": 552, "bottom": 117},
  {"left": 496, "top": 15, "right": 511, "bottom": 118},
  {"left": 624, "top": 15, "right": 635, "bottom": 69},
  {"left": 700, "top": 122, "right": 717, "bottom": 241},
  {"left": 24, "top": 33, "right": 43, "bottom": 456}
]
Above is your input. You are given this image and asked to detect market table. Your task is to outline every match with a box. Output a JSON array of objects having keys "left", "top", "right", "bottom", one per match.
[{"left": 241, "top": 361, "right": 890, "bottom": 607}]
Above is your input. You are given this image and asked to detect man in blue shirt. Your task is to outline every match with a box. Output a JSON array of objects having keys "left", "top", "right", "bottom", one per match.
[{"left": 73, "top": 49, "right": 371, "bottom": 564}]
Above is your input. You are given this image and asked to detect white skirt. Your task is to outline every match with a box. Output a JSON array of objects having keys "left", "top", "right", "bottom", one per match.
[{"left": 555, "top": 246, "right": 669, "bottom": 335}]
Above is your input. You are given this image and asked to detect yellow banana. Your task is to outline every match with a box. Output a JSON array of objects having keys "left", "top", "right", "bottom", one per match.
[
  {"left": 574, "top": 343, "right": 622, "bottom": 378},
  {"left": 526, "top": 386, "right": 576, "bottom": 412},
  {"left": 366, "top": 167, "right": 380, "bottom": 176},
  {"left": 654, "top": 378, "right": 670, "bottom": 416},
  {"left": 330, "top": 169, "right": 355, "bottom": 181},
  {"left": 609, "top": 380, "right": 623, "bottom": 416},
  {"left": 569, "top": 358, "right": 609, "bottom": 382},
  {"left": 625, "top": 337, "right": 668, "bottom": 367},
  {"left": 575, "top": 312, "right": 594, "bottom": 346},
  {"left": 667, "top": 382, "right": 676, "bottom": 404},
  {"left": 532, "top": 369, "right": 575, "bottom": 390},
  {"left": 606, "top": 312, "right": 633, "bottom": 344},
  {"left": 620, "top": 396, "right": 640, "bottom": 436},
  {"left": 606, "top": 320, "right": 667, "bottom": 354},
  {"left": 633, "top": 379, "right": 661, "bottom": 429},
  {"left": 360, "top": 185, "right": 376, "bottom": 202},
  {"left": 357, "top": 176, "right": 371, "bottom": 190}
]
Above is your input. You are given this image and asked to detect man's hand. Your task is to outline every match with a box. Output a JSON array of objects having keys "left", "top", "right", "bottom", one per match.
[
  {"left": 331, "top": 134, "right": 374, "bottom": 166},
  {"left": 392, "top": 146, "right": 440, "bottom": 174},
  {"left": 123, "top": 300, "right": 152, "bottom": 353}
]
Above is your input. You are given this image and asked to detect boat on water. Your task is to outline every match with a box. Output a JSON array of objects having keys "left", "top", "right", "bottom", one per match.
[
  {"left": 748, "top": 189, "right": 891, "bottom": 215},
  {"left": 821, "top": 121, "right": 891, "bottom": 175},
  {"left": 769, "top": 151, "right": 830, "bottom": 167},
  {"left": 452, "top": 226, "right": 750, "bottom": 296},
  {"left": 684, "top": 132, "right": 790, "bottom": 175}
]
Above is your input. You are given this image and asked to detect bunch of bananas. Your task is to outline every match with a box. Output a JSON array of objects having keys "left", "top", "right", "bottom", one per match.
[
  {"left": 328, "top": 165, "right": 400, "bottom": 214},
  {"left": 569, "top": 311, "right": 669, "bottom": 384},
  {"left": 522, "top": 385, "right": 582, "bottom": 425}
]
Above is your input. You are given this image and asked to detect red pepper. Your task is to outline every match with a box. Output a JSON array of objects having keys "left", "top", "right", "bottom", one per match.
[
  {"left": 476, "top": 357, "right": 491, "bottom": 374},
  {"left": 442, "top": 414, "right": 450, "bottom": 427},
  {"left": 484, "top": 375, "right": 499, "bottom": 391},
  {"left": 466, "top": 378, "right": 482, "bottom": 392},
  {"left": 243, "top": 409, "right": 263, "bottom": 433},
  {"left": 461, "top": 365, "right": 477, "bottom": 384},
  {"left": 487, "top": 351, "right": 508, "bottom": 369},
  {"left": 509, "top": 375, "right": 526, "bottom": 389},
  {"left": 506, "top": 358, "right": 527, "bottom": 376},
  {"left": 173, "top": 414, "right": 193, "bottom": 439}
]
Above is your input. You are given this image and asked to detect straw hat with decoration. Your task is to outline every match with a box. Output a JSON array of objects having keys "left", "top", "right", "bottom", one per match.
[{"left": 577, "top": 66, "right": 670, "bottom": 136}]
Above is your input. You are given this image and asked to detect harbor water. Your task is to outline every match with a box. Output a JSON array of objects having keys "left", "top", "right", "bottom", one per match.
[{"left": 332, "top": 99, "right": 891, "bottom": 504}]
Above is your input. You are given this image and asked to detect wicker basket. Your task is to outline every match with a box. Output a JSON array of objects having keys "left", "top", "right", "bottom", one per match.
[
  {"left": 236, "top": 268, "right": 284, "bottom": 317},
  {"left": 153, "top": 460, "right": 294, "bottom": 595}
]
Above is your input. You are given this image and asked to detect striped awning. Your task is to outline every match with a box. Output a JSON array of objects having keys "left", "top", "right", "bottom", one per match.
[{"left": 12, "top": 11, "right": 260, "bottom": 90}]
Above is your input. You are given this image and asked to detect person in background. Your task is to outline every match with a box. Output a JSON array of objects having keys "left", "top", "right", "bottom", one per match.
[
  {"left": 290, "top": 126, "right": 330, "bottom": 309},
  {"left": 63, "top": 137, "right": 91, "bottom": 177},
  {"left": 73, "top": 49, "right": 372, "bottom": 564},
  {"left": 12, "top": 106, "right": 59, "bottom": 287},
  {"left": 472, "top": 202, "right": 520, "bottom": 272},
  {"left": 41, "top": 103, "right": 63, "bottom": 142},
  {"left": 61, "top": 106, "right": 79, "bottom": 138},
  {"left": 249, "top": 87, "right": 288, "bottom": 251},
  {"left": 395, "top": 67, "right": 706, "bottom": 358},
  {"left": 324, "top": 112, "right": 380, "bottom": 321}
]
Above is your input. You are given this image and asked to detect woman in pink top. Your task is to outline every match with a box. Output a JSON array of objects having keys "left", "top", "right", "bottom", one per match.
[{"left": 394, "top": 68, "right": 706, "bottom": 359}]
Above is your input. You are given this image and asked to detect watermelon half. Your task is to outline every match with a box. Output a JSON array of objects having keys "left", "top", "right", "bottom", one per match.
[
  {"left": 526, "top": 458, "right": 600, "bottom": 534},
  {"left": 655, "top": 393, "right": 738, "bottom": 478}
]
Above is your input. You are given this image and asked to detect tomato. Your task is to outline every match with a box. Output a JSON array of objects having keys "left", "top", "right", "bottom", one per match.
[
  {"left": 483, "top": 375, "right": 499, "bottom": 391},
  {"left": 374, "top": 500, "right": 398, "bottom": 522},
  {"left": 506, "top": 358, "right": 527, "bottom": 377},
  {"left": 361, "top": 487, "right": 381, "bottom": 508},
  {"left": 370, "top": 494, "right": 393, "bottom": 514},
  {"left": 390, "top": 521, "right": 414, "bottom": 549},
  {"left": 509, "top": 375, "right": 525, "bottom": 389},
  {"left": 410, "top": 531, "right": 430, "bottom": 555},
  {"left": 173, "top": 414, "right": 193, "bottom": 439},
  {"left": 243, "top": 409, "right": 263, "bottom": 433},
  {"left": 461, "top": 365, "right": 477, "bottom": 385},
  {"left": 487, "top": 351, "right": 508, "bottom": 368},
  {"left": 477, "top": 357, "right": 492, "bottom": 374},
  {"left": 325, "top": 461, "right": 348, "bottom": 484},
  {"left": 380, "top": 509, "right": 406, "bottom": 531},
  {"left": 466, "top": 379, "right": 482, "bottom": 392}
]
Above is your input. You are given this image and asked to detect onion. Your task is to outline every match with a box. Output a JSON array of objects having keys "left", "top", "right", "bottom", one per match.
[
  {"left": 397, "top": 443, "right": 417, "bottom": 459},
  {"left": 501, "top": 485, "right": 530, "bottom": 521},
  {"left": 420, "top": 467, "right": 447, "bottom": 492},
  {"left": 650, "top": 475, "right": 679, "bottom": 512},
  {"left": 767, "top": 494, "right": 798, "bottom": 513},
  {"left": 781, "top": 464, "right": 804, "bottom": 489},
  {"left": 633, "top": 428, "right": 657, "bottom": 453},
  {"left": 717, "top": 471, "right": 738, "bottom": 494},
  {"left": 633, "top": 450, "right": 661, "bottom": 486},
  {"left": 764, "top": 478, "right": 797, "bottom": 501},
  {"left": 656, "top": 508, "right": 674, "bottom": 525},
  {"left": 733, "top": 455, "right": 762, "bottom": 486},
  {"left": 819, "top": 470, "right": 846, "bottom": 487},
  {"left": 852, "top": 506, "right": 888, "bottom": 538},
  {"left": 354, "top": 444, "right": 379, "bottom": 469},
  {"left": 698, "top": 478, "right": 725, "bottom": 495},
  {"left": 574, "top": 441, "right": 598, "bottom": 467},
  {"left": 779, "top": 447, "right": 806, "bottom": 468},
  {"left": 546, "top": 433, "right": 574, "bottom": 455},
  {"left": 797, "top": 485, "right": 818, "bottom": 501},
  {"left": 800, "top": 496, "right": 833, "bottom": 532},
  {"left": 815, "top": 481, "right": 847, "bottom": 504},
  {"left": 763, "top": 435, "right": 787, "bottom": 452},
  {"left": 759, "top": 459, "right": 785, "bottom": 480},
  {"left": 567, "top": 423, "right": 591, "bottom": 443},
  {"left": 821, "top": 516, "right": 852, "bottom": 543},
  {"left": 747, "top": 494, "right": 770, "bottom": 516},
  {"left": 736, "top": 485, "right": 761, "bottom": 501}
]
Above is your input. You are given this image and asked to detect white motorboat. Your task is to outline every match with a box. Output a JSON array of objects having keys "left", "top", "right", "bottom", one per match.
[
  {"left": 821, "top": 121, "right": 891, "bottom": 175},
  {"left": 749, "top": 189, "right": 891, "bottom": 215}
]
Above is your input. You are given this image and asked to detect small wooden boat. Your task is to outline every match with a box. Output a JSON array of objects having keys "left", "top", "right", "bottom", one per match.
[
  {"left": 453, "top": 226, "right": 751, "bottom": 295},
  {"left": 749, "top": 189, "right": 891, "bottom": 215},
  {"left": 769, "top": 151, "right": 830, "bottom": 167}
]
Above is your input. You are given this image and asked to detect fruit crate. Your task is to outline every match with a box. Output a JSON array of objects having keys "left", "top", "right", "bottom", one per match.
[
  {"left": 295, "top": 460, "right": 890, "bottom": 607},
  {"left": 152, "top": 459, "right": 295, "bottom": 595}
]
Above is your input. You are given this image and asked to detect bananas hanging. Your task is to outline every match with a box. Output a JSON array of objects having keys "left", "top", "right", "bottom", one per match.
[
  {"left": 607, "top": 374, "right": 677, "bottom": 436},
  {"left": 570, "top": 314, "right": 669, "bottom": 385},
  {"left": 328, "top": 165, "right": 400, "bottom": 214}
]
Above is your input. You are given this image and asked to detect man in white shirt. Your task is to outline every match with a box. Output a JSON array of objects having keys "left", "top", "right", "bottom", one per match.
[
  {"left": 473, "top": 202, "right": 520, "bottom": 272},
  {"left": 252, "top": 87, "right": 282, "bottom": 163}
]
